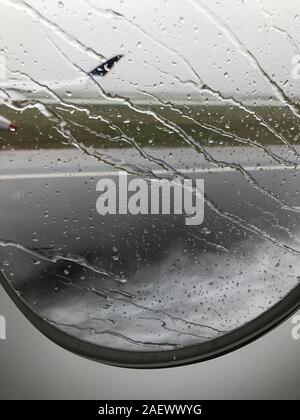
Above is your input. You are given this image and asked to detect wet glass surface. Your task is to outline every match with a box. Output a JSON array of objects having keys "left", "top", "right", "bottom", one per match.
[{"left": 0, "top": 0, "right": 299, "bottom": 364}]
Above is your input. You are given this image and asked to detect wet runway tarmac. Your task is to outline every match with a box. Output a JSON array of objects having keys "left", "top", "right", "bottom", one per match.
[{"left": 0, "top": 144, "right": 299, "bottom": 365}]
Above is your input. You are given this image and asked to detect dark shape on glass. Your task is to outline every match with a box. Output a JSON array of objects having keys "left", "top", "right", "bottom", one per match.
[{"left": 89, "top": 54, "right": 123, "bottom": 77}]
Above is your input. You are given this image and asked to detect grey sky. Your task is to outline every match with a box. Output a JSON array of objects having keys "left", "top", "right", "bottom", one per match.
[{"left": 0, "top": 0, "right": 300, "bottom": 100}]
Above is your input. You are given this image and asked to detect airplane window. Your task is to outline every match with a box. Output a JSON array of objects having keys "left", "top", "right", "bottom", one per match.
[{"left": 0, "top": 0, "right": 299, "bottom": 367}]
